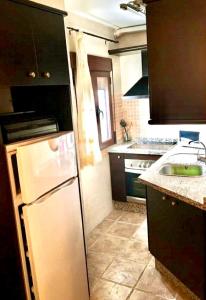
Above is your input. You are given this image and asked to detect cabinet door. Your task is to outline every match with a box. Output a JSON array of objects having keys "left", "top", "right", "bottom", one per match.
[
  {"left": 109, "top": 153, "right": 126, "bottom": 202},
  {"left": 146, "top": 0, "right": 206, "bottom": 124},
  {"left": 146, "top": 187, "right": 174, "bottom": 269},
  {"left": 147, "top": 187, "right": 206, "bottom": 299},
  {"left": 0, "top": 1, "right": 37, "bottom": 86},
  {"left": 31, "top": 8, "right": 69, "bottom": 85},
  {"left": 169, "top": 197, "right": 205, "bottom": 299}
]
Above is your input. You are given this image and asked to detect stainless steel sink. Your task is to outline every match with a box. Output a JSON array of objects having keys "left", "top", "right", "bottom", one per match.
[{"left": 159, "top": 163, "right": 206, "bottom": 177}]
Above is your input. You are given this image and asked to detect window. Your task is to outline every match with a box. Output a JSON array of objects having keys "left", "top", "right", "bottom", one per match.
[
  {"left": 70, "top": 53, "right": 115, "bottom": 150},
  {"left": 91, "top": 71, "right": 114, "bottom": 149},
  {"left": 97, "top": 77, "right": 112, "bottom": 142}
]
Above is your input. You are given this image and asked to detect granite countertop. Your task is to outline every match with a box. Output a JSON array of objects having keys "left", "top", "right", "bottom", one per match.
[
  {"left": 108, "top": 138, "right": 176, "bottom": 156},
  {"left": 139, "top": 144, "right": 206, "bottom": 210}
]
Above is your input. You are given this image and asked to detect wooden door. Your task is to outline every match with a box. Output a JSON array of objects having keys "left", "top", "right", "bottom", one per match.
[{"left": 0, "top": 1, "right": 37, "bottom": 86}]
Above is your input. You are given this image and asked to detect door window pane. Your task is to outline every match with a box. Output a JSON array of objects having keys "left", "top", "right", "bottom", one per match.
[{"left": 97, "top": 77, "right": 112, "bottom": 143}]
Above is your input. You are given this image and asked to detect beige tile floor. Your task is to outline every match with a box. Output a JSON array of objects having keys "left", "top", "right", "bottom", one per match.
[{"left": 87, "top": 209, "right": 194, "bottom": 300}]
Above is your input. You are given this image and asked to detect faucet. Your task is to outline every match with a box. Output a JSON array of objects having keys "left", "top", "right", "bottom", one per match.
[{"left": 188, "top": 140, "right": 206, "bottom": 163}]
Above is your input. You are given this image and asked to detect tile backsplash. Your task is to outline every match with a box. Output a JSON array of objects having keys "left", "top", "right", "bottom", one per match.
[{"left": 114, "top": 97, "right": 206, "bottom": 143}]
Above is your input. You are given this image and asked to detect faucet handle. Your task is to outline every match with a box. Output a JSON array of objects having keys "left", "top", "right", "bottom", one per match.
[{"left": 188, "top": 139, "right": 199, "bottom": 145}]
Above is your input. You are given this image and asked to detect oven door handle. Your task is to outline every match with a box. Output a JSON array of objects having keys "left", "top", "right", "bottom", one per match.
[{"left": 125, "top": 168, "right": 145, "bottom": 175}]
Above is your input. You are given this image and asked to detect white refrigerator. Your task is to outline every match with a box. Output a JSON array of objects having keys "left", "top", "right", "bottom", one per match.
[{"left": 13, "top": 132, "right": 89, "bottom": 300}]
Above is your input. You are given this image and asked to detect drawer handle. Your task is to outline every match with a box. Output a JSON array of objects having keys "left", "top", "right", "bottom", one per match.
[
  {"left": 27, "top": 71, "right": 36, "bottom": 78},
  {"left": 171, "top": 201, "right": 176, "bottom": 206},
  {"left": 42, "top": 71, "right": 51, "bottom": 79},
  {"left": 162, "top": 196, "right": 166, "bottom": 200},
  {"left": 117, "top": 155, "right": 121, "bottom": 159}
]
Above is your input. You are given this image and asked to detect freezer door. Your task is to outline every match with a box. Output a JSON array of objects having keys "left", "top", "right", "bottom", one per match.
[
  {"left": 22, "top": 177, "right": 89, "bottom": 300},
  {"left": 17, "top": 132, "right": 77, "bottom": 204}
]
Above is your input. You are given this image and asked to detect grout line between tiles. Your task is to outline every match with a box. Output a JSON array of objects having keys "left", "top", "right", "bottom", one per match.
[
  {"left": 87, "top": 233, "right": 104, "bottom": 249},
  {"left": 100, "top": 257, "right": 116, "bottom": 280},
  {"left": 88, "top": 210, "right": 182, "bottom": 300},
  {"left": 126, "top": 287, "right": 134, "bottom": 300},
  {"left": 97, "top": 277, "right": 134, "bottom": 289},
  {"left": 88, "top": 210, "right": 153, "bottom": 299}
]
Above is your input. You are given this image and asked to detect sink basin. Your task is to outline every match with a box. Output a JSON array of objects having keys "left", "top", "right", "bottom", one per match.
[{"left": 159, "top": 163, "right": 206, "bottom": 177}]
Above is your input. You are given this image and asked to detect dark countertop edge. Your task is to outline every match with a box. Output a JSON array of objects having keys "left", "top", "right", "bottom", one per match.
[
  {"left": 10, "top": 0, "right": 68, "bottom": 16},
  {"left": 139, "top": 178, "right": 206, "bottom": 211}
]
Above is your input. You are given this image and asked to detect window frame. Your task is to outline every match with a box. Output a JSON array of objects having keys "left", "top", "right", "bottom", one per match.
[
  {"left": 70, "top": 52, "right": 115, "bottom": 150},
  {"left": 90, "top": 71, "right": 115, "bottom": 149}
]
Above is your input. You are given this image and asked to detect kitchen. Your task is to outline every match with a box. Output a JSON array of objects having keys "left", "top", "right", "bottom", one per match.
[{"left": 0, "top": 0, "right": 205, "bottom": 300}]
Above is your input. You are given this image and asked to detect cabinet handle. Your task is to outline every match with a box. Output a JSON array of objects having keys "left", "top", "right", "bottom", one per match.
[
  {"left": 162, "top": 195, "right": 166, "bottom": 200},
  {"left": 42, "top": 72, "right": 51, "bottom": 79},
  {"left": 171, "top": 201, "right": 176, "bottom": 206},
  {"left": 117, "top": 155, "right": 121, "bottom": 159},
  {"left": 27, "top": 71, "right": 36, "bottom": 78}
]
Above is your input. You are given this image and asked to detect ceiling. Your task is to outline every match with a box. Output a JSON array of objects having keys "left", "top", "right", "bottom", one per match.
[{"left": 69, "top": 0, "right": 146, "bottom": 28}]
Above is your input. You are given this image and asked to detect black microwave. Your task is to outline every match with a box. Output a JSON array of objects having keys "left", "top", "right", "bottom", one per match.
[{"left": 0, "top": 112, "right": 59, "bottom": 144}]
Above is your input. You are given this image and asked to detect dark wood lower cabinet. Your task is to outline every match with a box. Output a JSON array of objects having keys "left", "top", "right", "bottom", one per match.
[
  {"left": 146, "top": 187, "right": 206, "bottom": 299},
  {"left": 109, "top": 153, "right": 126, "bottom": 201}
]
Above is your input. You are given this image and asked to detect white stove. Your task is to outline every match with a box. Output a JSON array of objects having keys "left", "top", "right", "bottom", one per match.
[
  {"left": 124, "top": 158, "right": 155, "bottom": 204},
  {"left": 125, "top": 159, "right": 155, "bottom": 173}
]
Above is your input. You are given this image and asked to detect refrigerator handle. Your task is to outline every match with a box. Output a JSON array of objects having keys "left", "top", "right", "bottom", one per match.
[{"left": 29, "top": 177, "right": 77, "bottom": 206}]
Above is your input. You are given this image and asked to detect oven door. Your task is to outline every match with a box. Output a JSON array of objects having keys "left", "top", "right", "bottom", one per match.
[{"left": 125, "top": 168, "right": 146, "bottom": 203}]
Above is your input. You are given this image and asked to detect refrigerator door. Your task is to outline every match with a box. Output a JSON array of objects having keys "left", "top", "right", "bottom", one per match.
[
  {"left": 17, "top": 132, "right": 77, "bottom": 204},
  {"left": 22, "top": 177, "right": 89, "bottom": 300}
]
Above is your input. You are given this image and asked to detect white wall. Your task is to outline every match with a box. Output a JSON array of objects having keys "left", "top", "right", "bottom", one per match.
[
  {"left": 137, "top": 99, "right": 206, "bottom": 141},
  {"left": 30, "top": 0, "right": 65, "bottom": 10},
  {"left": 120, "top": 52, "right": 142, "bottom": 95},
  {"left": 80, "top": 155, "right": 113, "bottom": 234}
]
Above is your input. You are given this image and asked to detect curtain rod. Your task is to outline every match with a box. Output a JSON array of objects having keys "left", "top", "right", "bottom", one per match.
[{"left": 67, "top": 26, "right": 119, "bottom": 44}]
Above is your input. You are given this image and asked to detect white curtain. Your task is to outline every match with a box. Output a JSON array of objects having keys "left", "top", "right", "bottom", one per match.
[{"left": 74, "top": 32, "right": 102, "bottom": 168}]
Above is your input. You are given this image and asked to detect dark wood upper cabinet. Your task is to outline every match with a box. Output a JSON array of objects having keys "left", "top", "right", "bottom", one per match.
[
  {"left": 144, "top": 0, "right": 206, "bottom": 124},
  {"left": 31, "top": 8, "right": 69, "bottom": 85},
  {"left": 0, "top": 1, "right": 37, "bottom": 85},
  {"left": 0, "top": 0, "right": 69, "bottom": 86}
]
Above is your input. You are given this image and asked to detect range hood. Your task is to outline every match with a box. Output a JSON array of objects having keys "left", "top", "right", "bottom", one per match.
[{"left": 123, "top": 50, "right": 148, "bottom": 99}]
